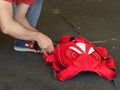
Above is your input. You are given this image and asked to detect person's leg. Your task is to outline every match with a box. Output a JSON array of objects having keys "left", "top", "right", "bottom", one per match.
[
  {"left": 26, "top": 0, "right": 43, "bottom": 27},
  {"left": 14, "top": 0, "right": 43, "bottom": 52}
]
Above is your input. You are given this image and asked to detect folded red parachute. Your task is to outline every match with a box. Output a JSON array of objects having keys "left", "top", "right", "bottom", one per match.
[{"left": 43, "top": 35, "right": 116, "bottom": 81}]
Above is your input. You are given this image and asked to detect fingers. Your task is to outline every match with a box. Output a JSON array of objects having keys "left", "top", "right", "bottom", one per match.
[
  {"left": 34, "top": 42, "right": 54, "bottom": 55},
  {"left": 36, "top": 33, "right": 55, "bottom": 55},
  {"left": 40, "top": 49, "right": 48, "bottom": 55},
  {"left": 40, "top": 45, "right": 54, "bottom": 55}
]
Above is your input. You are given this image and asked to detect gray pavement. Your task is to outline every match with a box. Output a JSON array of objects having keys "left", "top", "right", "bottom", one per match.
[{"left": 0, "top": 0, "right": 120, "bottom": 90}]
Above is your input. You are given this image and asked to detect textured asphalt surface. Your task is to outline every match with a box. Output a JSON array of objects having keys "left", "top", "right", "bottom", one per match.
[{"left": 0, "top": 0, "right": 120, "bottom": 90}]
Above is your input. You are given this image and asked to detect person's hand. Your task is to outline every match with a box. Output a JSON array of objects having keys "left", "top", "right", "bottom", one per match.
[{"left": 36, "top": 32, "right": 54, "bottom": 55}]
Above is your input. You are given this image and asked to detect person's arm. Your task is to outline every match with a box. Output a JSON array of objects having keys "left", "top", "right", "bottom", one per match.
[{"left": 0, "top": 1, "right": 54, "bottom": 54}]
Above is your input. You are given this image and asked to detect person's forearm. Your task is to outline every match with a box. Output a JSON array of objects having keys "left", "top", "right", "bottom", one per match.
[
  {"left": 2, "top": 19, "right": 54, "bottom": 54},
  {"left": 4, "top": 19, "right": 41, "bottom": 42},
  {"left": 15, "top": 16, "right": 36, "bottom": 31}
]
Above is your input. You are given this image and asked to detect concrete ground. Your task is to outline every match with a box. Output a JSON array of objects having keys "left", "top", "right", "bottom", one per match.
[{"left": 0, "top": 0, "right": 120, "bottom": 90}]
